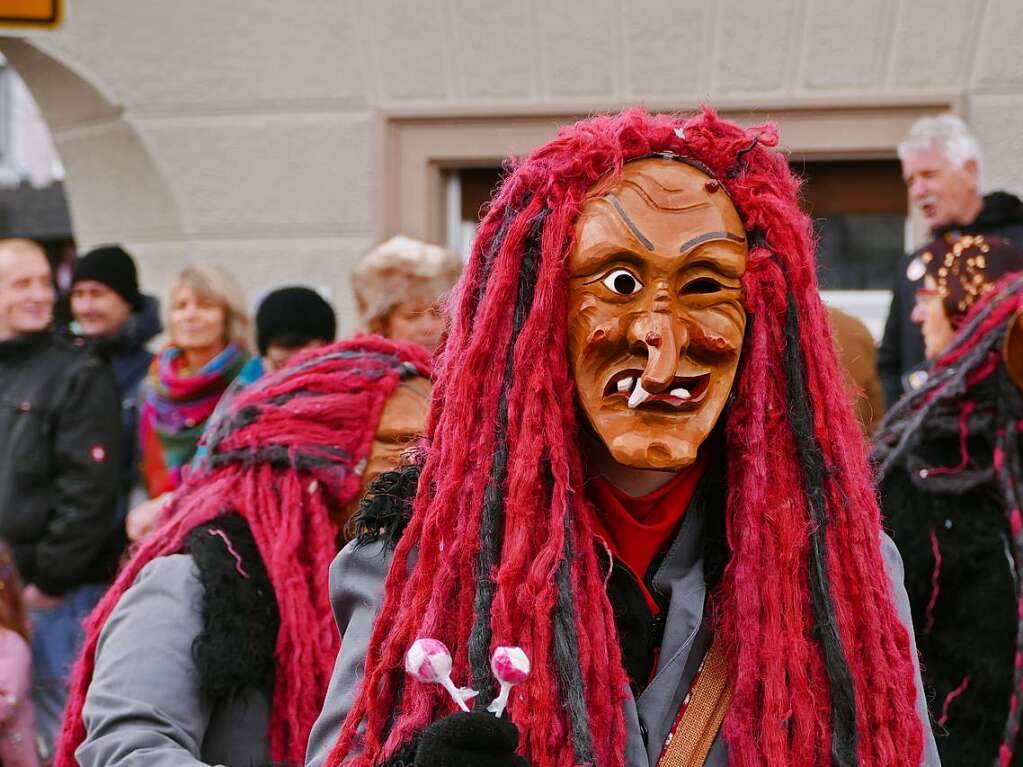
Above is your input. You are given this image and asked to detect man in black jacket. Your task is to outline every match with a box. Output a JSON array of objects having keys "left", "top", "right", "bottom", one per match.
[
  {"left": 0, "top": 239, "right": 122, "bottom": 755},
  {"left": 70, "top": 245, "right": 162, "bottom": 512},
  {"left": 879, "top": 114, "right": 1023, "bottom": 408}
]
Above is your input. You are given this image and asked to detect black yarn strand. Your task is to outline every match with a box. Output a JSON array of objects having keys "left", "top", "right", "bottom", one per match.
[{"left": 783, "top": 288, "right": 860, "bottom": 767}]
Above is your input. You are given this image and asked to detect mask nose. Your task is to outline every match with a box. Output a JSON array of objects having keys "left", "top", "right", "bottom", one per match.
[{"left": 628, "top": 301, "right": 687, "bottom": 393}]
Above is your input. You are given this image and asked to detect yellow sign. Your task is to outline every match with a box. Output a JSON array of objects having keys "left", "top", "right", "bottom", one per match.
[{"left": 0, "top": 0, "right": 62, "bottom": 30}]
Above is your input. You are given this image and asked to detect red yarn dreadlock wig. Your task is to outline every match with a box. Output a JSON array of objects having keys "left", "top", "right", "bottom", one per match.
[
  {"left": 55, "top": 336, "right": 431, "bottom": 767},
  {"left": 327, "top": 109, "right": 923, "bottom": 767}
]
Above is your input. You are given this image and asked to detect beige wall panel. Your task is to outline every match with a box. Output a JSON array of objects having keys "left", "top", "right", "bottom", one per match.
[
  {"left": 800, "top": 0, "right": 894, "bottom": 90},
  {"left": 968, "top": 95, "right": 1023, "bottom": 199},
  {"left": 367, "top": 0, "right": 450, "bottom": 101},
  {"left": 539, "top": 0, "right": 618, "bottom": 98},
  {"left": 889, "top": 0, "right": 974, "bottom": 89},
  {"left": 44, "top": 0, "right": 369, "bottom": 110},
  {"left": 973, "top": 0, "right": 1023, "bottom": 87},
  {"left": 55, "top": 121, "right": 184, "bottom": 247},
  {"left": 451, "top": 0, "right": 534, "bottom": 100},
  {"left": 711, "top": 0, "right": 799, "bottom": 96},
  {"left": 137, "top": 113, "right": 375, "bottom": 238},
  {"left": 624, "top": 0, "right": 712, "bottom": 98}
]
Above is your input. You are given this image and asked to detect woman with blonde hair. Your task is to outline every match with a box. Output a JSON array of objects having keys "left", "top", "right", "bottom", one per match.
[{"left": 139, "top": 265, "right": 251, "bottom": 500}]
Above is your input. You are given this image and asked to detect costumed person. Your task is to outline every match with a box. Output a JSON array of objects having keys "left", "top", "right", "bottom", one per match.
[
  {"left": 352, "top": 236, "right": 463, "bottom": 353},
  {"left": 53, "top": 336, "right": 432, "bottom": 767},
  {"left": 306, "top": 109, "right": 937, "bottom": 767},
  {"left": 129, "top": 265, "right": 252, "bottom": 540},
  {"left": 874, "top": 233, "right": 1023, "bottom": 765}
]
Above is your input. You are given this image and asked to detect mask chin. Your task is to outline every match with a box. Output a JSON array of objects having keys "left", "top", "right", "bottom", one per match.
[{"left": 608, "top": 431, "right": 699, "bottom": 470}]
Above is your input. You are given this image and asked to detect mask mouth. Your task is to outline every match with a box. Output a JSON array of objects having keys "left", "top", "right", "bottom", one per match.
[{"left": 603, "top": 369, "right": 711, "bottom": 409}]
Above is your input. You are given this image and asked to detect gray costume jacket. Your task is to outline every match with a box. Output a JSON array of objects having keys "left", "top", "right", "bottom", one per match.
[
  {"left": 306, "top": 496, "right": 940, "bottom": 767},
  {"left": 76, "top": 555, "right": 271, "bottom": 767}
]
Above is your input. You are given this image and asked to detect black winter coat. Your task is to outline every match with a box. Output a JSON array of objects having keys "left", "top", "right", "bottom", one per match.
[
  {"left": 0, "top": 332, "right": 123, "bottom": 595},
  {"left": 878, "top": 192, "right": 1023, "bottom": 409},
  {"left": 77, "top": 294, "right": 161, "bottom": 503}
]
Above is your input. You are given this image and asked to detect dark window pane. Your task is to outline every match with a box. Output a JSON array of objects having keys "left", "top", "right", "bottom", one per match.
[{"left": 813, "top": 213, "right": 904, "bottom": 290}]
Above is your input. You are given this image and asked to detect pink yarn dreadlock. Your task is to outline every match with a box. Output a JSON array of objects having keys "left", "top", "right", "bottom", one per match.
[
  {"left": 326, "top": 109, "right": 923, "bottom": 767},
  {"left": 55, "top": 336, "right": 431, "bottom": 767}
]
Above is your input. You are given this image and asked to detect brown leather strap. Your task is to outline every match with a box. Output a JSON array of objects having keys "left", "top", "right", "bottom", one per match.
[{"left": 657, "top": 638, "right": 732, "bottom": 767}]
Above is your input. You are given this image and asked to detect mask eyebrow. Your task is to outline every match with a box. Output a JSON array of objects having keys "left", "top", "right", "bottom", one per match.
[
  {"left": 603, "top": 194, "right": 654, "bottom": 252},
  {"left": 680, "top": 231, "right": 746, "bottom": 255}
]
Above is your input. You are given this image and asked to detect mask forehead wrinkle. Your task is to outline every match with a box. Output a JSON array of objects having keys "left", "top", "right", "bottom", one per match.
[
  {"left": 619, "top": 174, "right": 713, "bottom": 212},
  {"left": 612, "top": 161, "right": 745, "bottom": 256}
]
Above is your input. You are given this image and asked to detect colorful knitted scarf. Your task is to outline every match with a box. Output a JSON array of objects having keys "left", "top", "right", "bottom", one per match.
[{"left": 140, "top": 343, "right": 249, "bottom": 496}]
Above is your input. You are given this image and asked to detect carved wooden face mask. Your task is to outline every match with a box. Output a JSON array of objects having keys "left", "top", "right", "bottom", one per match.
[
  {"left": 337, "top": 376, "right": 431, "bottom": 529},
  {"left": 567, "top": 158, "right": 748, "bottom": 470}
]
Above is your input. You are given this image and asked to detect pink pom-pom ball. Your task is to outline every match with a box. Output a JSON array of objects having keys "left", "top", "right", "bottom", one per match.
[
  {"left": 490, "top": 646, "right": 530, "bottom": 684},
  {"left": 405, "top": 638, "right": 452, "bottom": 683}
]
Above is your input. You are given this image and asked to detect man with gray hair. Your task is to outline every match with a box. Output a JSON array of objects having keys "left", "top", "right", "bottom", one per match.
[{"left": 878, "top": 113, "right": 1023, "bottom": 407}]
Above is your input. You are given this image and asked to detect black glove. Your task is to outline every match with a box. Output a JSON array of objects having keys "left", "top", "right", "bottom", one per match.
[{"left": 414, "top": 711, "right": 529, "bottom": 767}]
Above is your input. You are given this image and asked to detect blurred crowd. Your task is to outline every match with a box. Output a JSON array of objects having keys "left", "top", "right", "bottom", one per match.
[
  {"left": 0, "top": 111, "right": 1017, "bottom": 765},
  {"left": 0, "top": 233, "right": 460, "bottom": 763}
]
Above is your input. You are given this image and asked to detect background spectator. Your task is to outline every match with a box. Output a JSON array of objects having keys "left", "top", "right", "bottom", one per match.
[
  {"left": 0, "top": 238, "right": 121, "bottom": 757},
  {"left": 168, "top": 285, "right": 338, "bottom": 533},
  {"left": 827, "top": 305, "right": 885, "bottom": 433},
  {"left": 138, "top": 264, "right": 251, "bottom": 500},
  {"left": 70, "top": 245, "right": 162, "bottom": 513},
  {"left": 0, "top": 543, "right": 40, "bottom": 767},
  {"left": 351, "top": 235, "right": 462, "bottom": 353},
  {"left": 879, "top": 114, "right": 1023, "bottom": 408},
  {"left": 237, "top": 284, "right": 336, "bottom": 388}
]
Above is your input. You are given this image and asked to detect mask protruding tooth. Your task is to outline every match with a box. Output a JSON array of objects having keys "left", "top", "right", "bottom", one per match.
[
  {"left": 616, "top": 376, "right": 634, "bottom": 393},
  {"left": 628, "top": 380, "right": 651, "bottom": 409},
  {"left": 669, "top": 387, "right": 691, "bottom": 400}
]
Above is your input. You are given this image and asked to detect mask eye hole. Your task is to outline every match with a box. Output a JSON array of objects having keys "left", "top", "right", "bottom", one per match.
[
  {"left": 601, "top": 269, "right": 643, "bottom": 296},
  {"left": 681, "top": 277, "right": 723, "bottom": 295}
]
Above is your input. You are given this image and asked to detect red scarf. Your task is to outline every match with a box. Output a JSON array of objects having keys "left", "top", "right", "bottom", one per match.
[{"left": 587, "top": 454, "right": 707, "bottom": 614}]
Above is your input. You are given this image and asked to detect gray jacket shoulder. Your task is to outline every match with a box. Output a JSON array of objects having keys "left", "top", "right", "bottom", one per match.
[
  {"left": 77, "top": 553, "right": 270, "bottom": 767},
  {"left": 306, "top": 540, "right": 394, "bottom": 767},
  {"left": 878, "top": 532, "right": 941, "bottom": 767}
]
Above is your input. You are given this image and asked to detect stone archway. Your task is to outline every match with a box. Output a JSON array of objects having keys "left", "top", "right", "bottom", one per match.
[{"left": 0, "top": 37, "right": 184, "bottom": 250}]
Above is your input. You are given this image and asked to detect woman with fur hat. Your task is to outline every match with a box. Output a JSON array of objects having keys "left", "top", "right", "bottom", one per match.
[{"left": 351, "top": 236, "right": 462, "bottom": 353}]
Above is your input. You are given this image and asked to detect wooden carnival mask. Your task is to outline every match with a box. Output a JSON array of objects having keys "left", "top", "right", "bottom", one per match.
[
  {"left": 567, "top": 158, "right": 748, "bottom": 471},
  {"left": 337, "top": 376, "right": 432, "bottom": 529}
]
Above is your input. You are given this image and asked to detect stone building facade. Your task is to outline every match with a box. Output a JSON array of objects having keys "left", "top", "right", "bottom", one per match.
[{"left": 1, "top": 0, "right": 1019, "bottom": 333}]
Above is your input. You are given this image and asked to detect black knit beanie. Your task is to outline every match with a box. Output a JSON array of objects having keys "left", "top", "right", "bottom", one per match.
[
  {"left": 255, "top": 286, "right": 336, "bottom": 356},
  {"left": 72, "top": 245, "right": 141, "bottom": 310}
]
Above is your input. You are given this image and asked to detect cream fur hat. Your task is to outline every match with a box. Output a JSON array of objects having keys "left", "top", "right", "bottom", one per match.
[{"left": 351, "top": 236, "right": 463, "bottom": 329}]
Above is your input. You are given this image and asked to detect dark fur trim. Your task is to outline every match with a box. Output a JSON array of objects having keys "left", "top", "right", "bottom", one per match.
[
  {"left": 185, "top": 514, "right": 280, "bottom": 704},
  {"left": 350, "top": 463, "right": 422, "bottom": 547}
]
